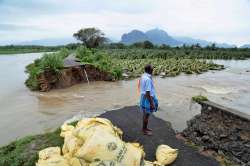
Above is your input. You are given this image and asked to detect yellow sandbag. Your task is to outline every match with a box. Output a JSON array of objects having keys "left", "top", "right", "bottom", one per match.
[
  {"left": 143, "top": 160, "right": 162, "bottom": 166},
  {"left": 76, "top": 118, "right": 113, "bottom": 128},
  {"left": 75, "top": 128, "right": 144, "bottom": 165},
  {"left": 36, "top": 147, "right": 69, "bottom": 166},
  {"left": 62, "top": 134, "right": 83, "bottom": 156},
  {"left": 77, "top": 118, "right": 122, "bottom": 136},
  {"left": 156, "top": 145, "right": 178, "bottom": 165},
  {"left": 75, "top": 128, "right": 124, "bottom": 161},
  {"left": 89, "top": 161, "right": 118, "bottom": 166},
  {"left": 122, "top": 143, "right": 145, "bottom": 166},
  {"left": 60, "top": 124, "right": 74, "bottom": 139},
  {"left": 60, "top": 124, "right": 83, "bottom": 156},
  {"left": 73, "top": 118, "right": 122, "bottom": 141},
  {"left": 38, "top": 147, "right": 61, "bottom": 160},
  {"left": 68, "top": 158, "right": 89, "bottom": 166},
  {"left": 36, "top": 156, "right": 69, "bottom": 166},
  {"left": 61, "top": 124, "right": 75, "bottom": 132}
]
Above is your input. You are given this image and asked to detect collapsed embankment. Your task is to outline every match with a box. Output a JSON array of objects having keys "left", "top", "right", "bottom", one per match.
[
  {"left": 183, "top": 100, "right": 250, "bottom": 165},
  {"left": 38, "top": 64, "right": 113, "bottom": 92}
]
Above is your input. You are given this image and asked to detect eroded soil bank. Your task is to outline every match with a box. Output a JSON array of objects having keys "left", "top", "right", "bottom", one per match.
[
  {"left": 183, "top": 101, "right": 250, "bottom": 165},
  {"left": 38, "top": 64, "right": 113, "bottom": 92}
]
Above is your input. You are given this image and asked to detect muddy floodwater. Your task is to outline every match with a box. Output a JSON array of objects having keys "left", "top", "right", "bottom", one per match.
[{"left": 0, "top": 53, "right": 250, "bottom": 146}]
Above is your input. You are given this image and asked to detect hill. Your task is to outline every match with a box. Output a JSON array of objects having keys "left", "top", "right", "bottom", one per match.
[
  {"left": 121, "top": 28, "right": 180, "bottom": 46},
  {"left": 240, "top": 44, "right": 250, "bottom": 48},
  {"left": 121, "top": 28, "right": 236, "bottom": 48}
]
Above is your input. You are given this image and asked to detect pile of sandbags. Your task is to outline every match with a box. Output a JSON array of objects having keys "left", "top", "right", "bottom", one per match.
[{"left": 36, "top": 118, "right": 178, "bottom": 166}]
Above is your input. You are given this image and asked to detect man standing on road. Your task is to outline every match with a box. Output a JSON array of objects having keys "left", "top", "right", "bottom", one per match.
[{"left": 139, "top": 64, "right": 158, "bottom": 135}]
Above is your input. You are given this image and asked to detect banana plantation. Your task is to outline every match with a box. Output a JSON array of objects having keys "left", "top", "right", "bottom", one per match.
[
  {"left": 104, "top": 48, "right": 250, "bottom": 60},
  {"left": 112, "top": 58, "right": 224, "bottom": 78}
]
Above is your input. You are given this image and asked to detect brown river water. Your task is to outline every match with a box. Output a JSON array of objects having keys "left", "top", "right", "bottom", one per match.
[{"left": 0, "top": 53, "right": 250, "bottom": 146}]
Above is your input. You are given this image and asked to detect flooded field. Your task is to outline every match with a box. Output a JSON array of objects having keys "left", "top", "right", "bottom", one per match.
[{"left": 0, "top": 53, "right": 250, "bottom": 146}]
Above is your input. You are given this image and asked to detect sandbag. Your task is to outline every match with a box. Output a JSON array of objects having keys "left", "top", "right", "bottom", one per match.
[
  {"left": 36, "top": 147, "right": 69, "bottom": 166},
  {"left": 62, "top": 134, "right": 83, "bottom": 157},
  {"left": 64, "top": 154, "right": 89, "bottom": 166},
  {"left": 37, "top": 118, "right": 179, "bottom": 166},
  {"left": 156, "top": 145, "right": 178, "bottom": 165},
  {"left": 75, "top": 128, "right": 144, "bottom": 165},
  {"left": 61, "top": 124, "right": 75, "bottom": 133},
  {"left": 38, "top": 147, "right": 62, "bottom": 160},
  {"left": 143, "top": 160, "right": 162, "bottom": 166},
  {"left": 73, "top": 118, "right": 122, "bottom": 141},
  {"left": 60, "top": 124, "right": 84, "bottom": 156},
  {"left": 89, "top": 160, "right": 118, "bottom": 166}
]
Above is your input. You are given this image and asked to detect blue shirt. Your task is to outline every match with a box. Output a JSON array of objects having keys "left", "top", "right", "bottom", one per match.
[{"left": 140, "top": 73, "right": 156, "bottom": 97}]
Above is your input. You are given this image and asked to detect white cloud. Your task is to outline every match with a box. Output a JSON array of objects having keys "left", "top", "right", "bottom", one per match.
[{"left": 0, "top": 0, "right": 250, "bottom": 45}]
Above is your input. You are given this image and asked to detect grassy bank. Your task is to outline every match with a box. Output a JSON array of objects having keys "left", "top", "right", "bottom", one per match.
[
  {"left": 0, "top": 120, "right": 78, "bottom": 166},
  {"left": 0, "top": 128, "right": 63, "bottom": 166}
]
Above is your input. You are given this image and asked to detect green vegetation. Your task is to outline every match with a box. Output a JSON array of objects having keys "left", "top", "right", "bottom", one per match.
[
  {"left": 25, "top": 46, "right": 123, "bottom": 90},
  {"left": 103, "top": 47, "right": 250, "bottom": 60},
  {"left": 75, "top": 46, "right": 123, "bottom": 79},
  {"left": 113, "top": 58, "right": 223, "bottom": 78},
  {"left": 25, "top": 45, "right": 226, "bottom": 91},
  {"left": 0, "top": 121, "right": 78, "bottom": 166},
  {"left": 73, "top": 28, "right": 107, "bottom": 48},
  {"left": 0, "top": 128, "right": 63, "bottom": 166},
  {"left": 0, "top": 45, "right": 62, "bottom": 55},
  {"left": 25, "top": 48, "right": 70, "bottom": 90},
  {"left": 192, "top": 95, "right": 209, "bottom": 103}
]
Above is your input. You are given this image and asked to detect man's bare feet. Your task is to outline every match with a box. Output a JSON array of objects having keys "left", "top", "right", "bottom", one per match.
[
  {"left": 142, "top": 129, "right": 153, "bottom": 136},
  {"left": 145, "top": 128, "right": 152, "bottom": 131}
]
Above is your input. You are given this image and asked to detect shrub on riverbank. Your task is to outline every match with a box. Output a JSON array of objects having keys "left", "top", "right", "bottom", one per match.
[
  {"left": 76, "top": 46, "right": 123, "bottom": 79},
  {"left": 25, "top": 48, "right": 70, "bottom": 90},
  {"left": 192, "top": 95, "right": 208, "bottom": 102}
]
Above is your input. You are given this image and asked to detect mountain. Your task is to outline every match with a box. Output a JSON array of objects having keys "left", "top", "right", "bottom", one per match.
[
  {"left": 121, "top": 30, "right": 148, "bottom": 44},
  {"left": 16, "top": 37, "right": 77, "bottom": 46},
  {"left": 121, "top": 29, "right": 181, "bottom": 46},
  {"left": 240, "top": 44, "right": 250, "bottom": 48},
  {"left": 174, "top": 36, "right": 236, "bottom": 48},
  {"left": 145, "top": 29, "right": 180, "bottom": 46},
  {"left": 215, "top": 43, "right": 236, "bottom": 48},
  {"left": 174, "top": 36, "right": 210, "bottom": 47}
]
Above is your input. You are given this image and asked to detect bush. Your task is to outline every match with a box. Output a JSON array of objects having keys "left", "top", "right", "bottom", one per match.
[
  {"left": 58, "top": 48, "right": 70, "bottom": 59},
  {"left": 75, "top": 46, "right": 123, "bottom": 80},
  {"left": 25, "top": 48, "right": 70, "bottom": 90},
  {"left": 111, "top": 65, "right": 123, "bottom": 80},
  {"left": 192, "top": 95, "right": 208, "bottom": 102},
  {"left": 76, "top": 46, "right": 94, "bottom": 63},
  {"left": 40, "top": 53, "right": 64, "bottom": 73}
]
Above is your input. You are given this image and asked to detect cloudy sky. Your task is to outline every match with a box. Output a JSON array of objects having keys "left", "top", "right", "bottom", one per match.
[{"left": 0, "top": 0, "right": 250, "bottom": 46}]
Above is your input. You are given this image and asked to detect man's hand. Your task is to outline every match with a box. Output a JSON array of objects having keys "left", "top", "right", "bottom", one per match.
[
  {"left": 146, "top": 91, "right": 155, "bottom": 111},
  {"left": 150, "top": 103, "right": 155, "bottom": 111}
]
